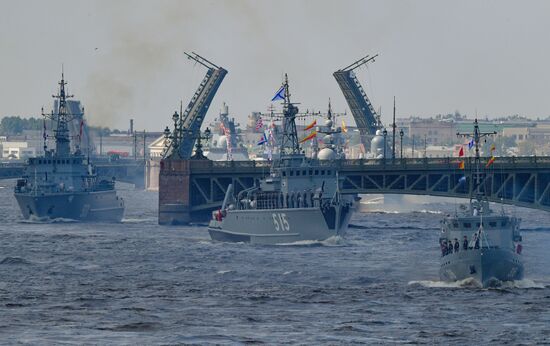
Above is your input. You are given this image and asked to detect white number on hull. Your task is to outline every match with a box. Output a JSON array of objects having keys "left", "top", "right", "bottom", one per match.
[{"left": 272, "top": 213, "right": 290, "bottom": 231}]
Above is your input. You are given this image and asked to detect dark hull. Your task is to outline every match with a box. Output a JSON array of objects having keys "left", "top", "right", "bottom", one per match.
[
  {"left": 14, "top": 190, "right": 124, "bottom": 222},
  {"left": 440, "top": 248, "right": 524, "bottom": 287}
]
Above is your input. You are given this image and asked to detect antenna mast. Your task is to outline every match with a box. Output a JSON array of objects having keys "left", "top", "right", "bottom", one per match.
[
  {"left": 277, "top": 74, "right": 300, "bottom": 156},
  {"left": 456, "top": 118, "right": 497, "bottom": 200}
]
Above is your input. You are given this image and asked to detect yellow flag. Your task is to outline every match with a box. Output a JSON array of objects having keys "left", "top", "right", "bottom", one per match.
[{"left": 341, "top": 120, "right": 347, "bottom": 133}]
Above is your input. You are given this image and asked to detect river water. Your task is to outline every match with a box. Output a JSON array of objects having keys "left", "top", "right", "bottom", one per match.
[{"left": 0, "top": 180, "right": 549, "bottom": 344}]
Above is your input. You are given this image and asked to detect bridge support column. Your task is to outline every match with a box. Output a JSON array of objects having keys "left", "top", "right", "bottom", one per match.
[
  {"left": 158, "top": 159, "right": 192, "bottom": 225},
  {"left": 146, "top": 159, "right": 160, "bottom": 191}
]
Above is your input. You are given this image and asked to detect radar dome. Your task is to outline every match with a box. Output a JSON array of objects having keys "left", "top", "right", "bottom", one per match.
[
  {"left": 318, "top": 148, "right": 336, "bottom": 160},
  {"left": 370, "top": 132, "right": 385, "bottom": 157}
]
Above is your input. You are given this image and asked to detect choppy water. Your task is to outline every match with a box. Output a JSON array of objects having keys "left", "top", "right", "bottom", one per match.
[{"left": 0, "top": 181, "right": 549, "bottom": 344}]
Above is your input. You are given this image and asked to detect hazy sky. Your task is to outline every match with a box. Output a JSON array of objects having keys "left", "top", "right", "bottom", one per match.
[{"left": 1, "top": 0, "right": 550, "bottom": 130}]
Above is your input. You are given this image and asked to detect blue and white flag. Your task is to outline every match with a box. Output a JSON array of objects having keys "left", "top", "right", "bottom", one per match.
[
  {"left": 271, "top": 85, "right": 285, "bottom": 101},
  {"left": 468, "top": 139, "right": 474, "bottom": 150},
  {"left": 257, "top": 133, "right": 268, "bottom": 146}
]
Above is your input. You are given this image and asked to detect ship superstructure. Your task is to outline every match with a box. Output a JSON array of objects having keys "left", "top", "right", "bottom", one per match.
[
  {"left": 208, "top": 75, "right": 358, "bottom": 245},
  {"left": 14, "top": 73, "right": 124, "bottom": 221},
  {"left": 439, "top": 119, "right": 523, "bottom": 287}
]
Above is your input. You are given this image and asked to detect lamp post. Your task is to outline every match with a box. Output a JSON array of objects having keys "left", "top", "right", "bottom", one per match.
[
  {"left": 382, "top": 128, "right": 388, "bottom": 162},
  {"left": 191, "top": 127, "right": 211, "bottom": 160},
  {"left": 399, "top": 129, "right": 404, "bottom": 159},
  {"left": 411, "top": 134, "right": 415, "bottom": 158}
]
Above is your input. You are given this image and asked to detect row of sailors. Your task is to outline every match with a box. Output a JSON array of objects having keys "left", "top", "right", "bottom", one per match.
[{"left": 441, "top": 235, "right": 479, "bottom": 256}]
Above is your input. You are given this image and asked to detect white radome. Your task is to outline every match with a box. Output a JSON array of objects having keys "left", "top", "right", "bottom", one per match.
[{"left": 318, "top": 147, "right": 336, "bottom": 160}]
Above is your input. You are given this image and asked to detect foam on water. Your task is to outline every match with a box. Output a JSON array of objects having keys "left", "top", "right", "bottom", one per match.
[
  {"left": 408, "top": 278, "right": 482, "bottom": 288},
  {"left": 19, "top": 216, "right": 77, "bottom": 224},
  {"left": 409, "top": 278, "right": 545, "bottom": 290},
  {"left": 277, "top": 235, "right": 348, "bottom": 247},
  {"left": 121, "top": 217, "right": 157, "bottom": 224}
]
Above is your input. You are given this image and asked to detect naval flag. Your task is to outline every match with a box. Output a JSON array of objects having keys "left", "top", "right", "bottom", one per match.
[{"left": 271, "top": 86, "right": 285, "bottom": 102}]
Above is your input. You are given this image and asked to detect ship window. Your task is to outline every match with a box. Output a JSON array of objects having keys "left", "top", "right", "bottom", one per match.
[
  {"left": 321, "top": 170, "right": 325, "bottom": 175},
  {"left": 476, "top": 223, "right": 480, "bottom": 227},
  {"left": 309, "top": 170, "right": 313, "bottom": 175},
  {"left": 453, "top": 222, "right": 459, "bottom": 228},
  {"left": 290, "top": 171, "right": 294, "bottom": 176},
  {"left": 314, "top": 170, "right": 319, "bottom": 175},
  {"left": 302, "top": 170, "right": 306, "bottom": 175},
  {"left": 463, "top": 222, "right": 471, "bottom": 228},
  {"left": 489, "top": 222, "right": 497, "bottom": 227},
  {"left": 38, "top": 160, "right": 42, "bottom": 164},
  {"left": 501, "top": 221, "right": 507, "bottom": 227},
  {"left": 296, "top": 171, "right": 301, "bottom": 176},
  {"left": 282, "top": 171, "right": 286, "bottom": 177}
]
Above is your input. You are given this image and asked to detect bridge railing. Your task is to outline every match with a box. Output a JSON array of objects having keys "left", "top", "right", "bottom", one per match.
[{"left": 186, "top": 156, "right": 550, "bottom": 174}]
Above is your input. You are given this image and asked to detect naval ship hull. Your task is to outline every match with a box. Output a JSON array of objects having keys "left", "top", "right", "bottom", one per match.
[
  {"left": 439, "top": 248, "right": 523, "bottom": 287},
  {"left": 14, "top": 190, "right": 124, "bottom": 222},
  {"left": 208, "top": 206, "right": 353, "bottom": 245}
]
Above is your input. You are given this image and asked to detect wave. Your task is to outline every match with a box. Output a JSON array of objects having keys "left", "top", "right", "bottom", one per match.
[
  {"left": 413, "top": 209, "right": 443, "bottom": 215},
  {"left": 277, "top": 235, "right": 348, "bottom": 247},
  {"left": 19, "top": 216, "right": 77, "bottom": 224},
  {"left": 217, "top": 270, "right": 234, "bottom": 275},
  {"left": 0, "top": 257, "right": 31, "bottom": 266},
  {"left": 364, "top": 210, "right": 401, "bottom": 214},
  {"left": 408, "top": 278, "right": 482, "bottom": 288},
  {"left": 408, "top": 278, "right": 545, "bottom": 290},
  {"left": 490, "top": 279, "right": 546, "bottom": 289},
  {"left": 121, "top": 217, "right": 157, "bottom": 224}
]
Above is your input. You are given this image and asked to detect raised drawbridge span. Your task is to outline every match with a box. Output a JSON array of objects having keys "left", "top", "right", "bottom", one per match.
[
  {"left": 159, "top": 156, "right": 550, "bottom": 224},
  {"left": 334, "top": 54, "right": 380, "bottom": 146}
]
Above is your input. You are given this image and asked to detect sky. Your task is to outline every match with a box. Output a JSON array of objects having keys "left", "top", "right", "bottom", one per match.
[{"left": 1, "top": 0, "right": 550, "bottom": 131}]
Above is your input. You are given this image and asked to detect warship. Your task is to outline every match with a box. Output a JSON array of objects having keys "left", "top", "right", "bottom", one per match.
[
  {"left": 439, "top": 119, "right": 523, "bottom": 287},
  {"left": 208, "top": 75, "right": 358, "bottom": 245},
  {"left": 14, "top": 73, "right": 125, "bottom": 222}
]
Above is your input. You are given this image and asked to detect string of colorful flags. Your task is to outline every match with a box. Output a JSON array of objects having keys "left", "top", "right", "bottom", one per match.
[{"left": 456, "top": 141, "right": 497, "bottom": 171}]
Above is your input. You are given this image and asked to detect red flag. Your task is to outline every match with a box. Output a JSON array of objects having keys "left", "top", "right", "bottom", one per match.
[
  {"left": 304, "top": 120, "right": 317, "bottom": 131},
  {"left": 485, "top": 156, "right": 495, "bottom": 168},
  {"left": 299, "top": 131, "right": 317, "bottom": 143},
  {"left": 458, "top": 146, "right": 464, "bottom": 157}
]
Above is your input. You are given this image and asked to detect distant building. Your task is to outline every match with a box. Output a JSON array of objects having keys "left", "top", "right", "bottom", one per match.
[
  {"left": 0, "top": 141, "right": 37, "bottom": 159},
  {"left": 408, "top": 118, "right": 456, "bottom": 145}
]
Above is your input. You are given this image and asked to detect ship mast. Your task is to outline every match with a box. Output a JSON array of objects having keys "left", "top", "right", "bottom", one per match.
[
  {"left": 51, "top": 71, "right": 74, "bottom": 157},
  {"left": 457, "top": 118, "right": 496, "bottom": 202},
  {"left": 278, "top": 74, "right": 300, "bottom": 156}
]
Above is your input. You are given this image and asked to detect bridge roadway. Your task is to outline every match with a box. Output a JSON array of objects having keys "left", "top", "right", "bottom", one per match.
[
  {"left": 158, "top": 156, "right": 550, "bottom": 224},
  {"left": 0, "top": 159, "right": 146, "bottom": 188}
]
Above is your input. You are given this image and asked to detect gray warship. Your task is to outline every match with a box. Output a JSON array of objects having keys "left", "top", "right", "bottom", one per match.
[
  {"left": 439, "top": 119, "right": 523, "bottom": 287},
  {"left": 14, "top": 73, "right": 125, "bottom": 222},
  {"left": 208, "top": 75, "right": 358, "bottom": 245}
]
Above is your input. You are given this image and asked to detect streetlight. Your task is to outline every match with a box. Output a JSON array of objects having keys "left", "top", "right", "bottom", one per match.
[
  {"left": 382, "top": 128, "right": 388, "bottom": 161},
  {"left": 399, "top": 129, "right": 404, "bottom": 159},
  {"left": 192, "top": 127, "right": 211, "bottom": 160}
]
